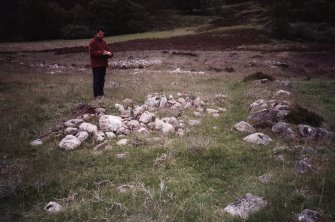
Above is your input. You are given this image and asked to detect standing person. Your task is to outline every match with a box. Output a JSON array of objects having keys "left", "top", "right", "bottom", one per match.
[{"left": 88, "top": 29, "right": 113, "bottom": 101}]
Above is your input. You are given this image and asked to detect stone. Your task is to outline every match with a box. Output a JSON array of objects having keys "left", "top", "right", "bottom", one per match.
[
  {"left": 215, "top": 94, "right": 227, "bottom": 102},
  {"left": 193, "top": 97, "right": 203, "bottom": 107},
  {"left": 137, "top": 127, "right": 149, "bottom": 137},
  {"left": 106, "top": 132, "right": 116, "bottom": 139},
  {"left": 298, "top": 124, "right": 317, "bottom": 140},
  {"left": 243, "top": 133, "right": 273, "bottom": 145},
  {"left": 316, "top": 127, "right": 332, "bottom": 139},
  {"left": 176, "top": 128, "right": 186, "bottom": 137},
  {"left": 76, "top": 131, "right": 89, "bottom": 142},
  {"left": 79, "top": 122, "right": 98, "bottom": 134},
  {"left": 218, "top": 107, "right": 227, "bottom": 112},
  {"left": 206, "top": 108, "right": 219, "bottom": 114},
  {"left": 94, "top": 131, "right": 106, "bottom": 142},
  {"left": 177, "top": 97, "right": 186, "bottom": 104},
  {"left": 133, "top": 105, "right": 146, "bottom": 118},
  {"left": 145, "top": 96, "right": 160, "bottom": 107},
  {"left": 99, "top": 115, "right": 122, "bottom": 132},
  {"left": 139, "top": 111, "right": 155, "bottom": 124},
  {"left": 249, "top": 99, "right": 268, "bottom": 111},
  {"left": 162, "top": 122, "right": 175, "bottom": 135},
  {"left": 44, "top": 201, "right": 62, "bottom": 213},
  {"left": 188, "top": 119, "right": 201, "bottom": 126},
  {"left": 162, "top": 117, "right": 179, "bottom": 129},
  {"left": 275, "top": 89, "right": 291, "bottom": 98},
  {"left": 82, "top": 114, "right": 95, "bottom": 121},
  {"left": 193, "top": 111, "right": 202, "bottom": 117},
  {"left": 159, "top": 96, "right": 167, "bottom": 108},
  {"left": 64, "top": 127, "right": 78, "bottom": 135},
  {"left": 224, "top": 193, "right": 267, "bottom": 219},
  {"left": 59, "top": 135, "right": 82, "bottom": 151},
  {"left": 258, "top": 174, "right": 271, "bottom": 184},
  {"left": 95, "top": 108, "right": 106, "bottom": 114},
  {"left": 272, "top": 122, "right": 294, "bottom": 139},
  {"left": 212, "top": 113, "right": 220, "bottom": 118},
  {"left": 154, "top": 118, "right": 164, "bottom": 130},
  {"left": 298, "top": 209, "right": 321, "bottom": 222},
  {"left": 233, "top": 121, "right": 256, "bottom": 133},
  {"left": 116, "top": 139, "right": 128, "bottom": 146},
  {"left": 184, "top": 101, "right": 193, "bottom": 109},
  {"left": 116, "top": 152, "right": 129, "bottom": 159},
  {"left": 64, "top": 119, "right": 84, "bottom": 127},
  {"left": 117, "top": 185, "right": 134, "bottom": 193},
  {"left": 123, "top": 98, "right": 133, "bottom": 108},
  {"left": 247, "top": 109, "right": 276, "bottom": 128},
  {"left": 115, "top": 103, "right": 125, "bottom": 113},
  {"left": 295, "top": 158, "right": 312, "bottom": 174},
  {"left": 127, "top": 120, "right": 140, "bottom": 130},
  {"left": 30, "top": 139, "right": 43, "bottom": 146}
]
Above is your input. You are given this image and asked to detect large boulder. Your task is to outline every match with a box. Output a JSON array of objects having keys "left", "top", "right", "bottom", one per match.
[
  {"left": 99, "top": 115, "right": 123, "bottom": 132},
  {"left": 243, "top": 133, "right": 273, "bottom": 145},
  {"left": 59, "top": 135, "right": 82, "bottom": 151}
]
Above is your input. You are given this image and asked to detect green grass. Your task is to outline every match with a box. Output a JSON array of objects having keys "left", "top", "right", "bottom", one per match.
[
  {"left": 0, "top": 58, "right": 334, "bottom": 221},
  {"left": 0, "top": 28, "right": 196, "bottom": 53}
]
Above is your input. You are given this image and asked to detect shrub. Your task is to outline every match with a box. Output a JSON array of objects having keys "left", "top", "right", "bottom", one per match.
[
  {"left": 61, "top": 24, "right": 91, "bottom": 39},
  {"left": 289, "top": 22, "right": 335, "bottom": 42}
]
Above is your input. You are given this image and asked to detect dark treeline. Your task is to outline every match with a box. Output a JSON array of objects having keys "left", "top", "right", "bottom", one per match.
[{"left": 0, "top": 0, "right": 334, "bottom": 42}]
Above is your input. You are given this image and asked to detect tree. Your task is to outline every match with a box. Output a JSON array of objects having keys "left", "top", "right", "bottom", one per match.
[
  {"left": 17, "top": 0, "right": 67, "bottom": 40},
  {"left": 89, "top": 0, "right": 150, "bottom": 35}
]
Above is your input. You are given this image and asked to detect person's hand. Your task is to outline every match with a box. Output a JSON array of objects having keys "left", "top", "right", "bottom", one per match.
[{"left": 103, "top": 50, "right": 111, "bottom": 56}]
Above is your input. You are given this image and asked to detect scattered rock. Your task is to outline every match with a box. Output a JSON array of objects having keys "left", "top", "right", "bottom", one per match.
[
  {"left": 298, "top": 209, "right": 321, "bottom": 222},
  {"left": 94, "top": 131, "right": 106, "bottom": 142},
  {"left": 298, "top": 124, "right": 317, "bottom": 140},
  {"left": 64, "top": 119, "right": 84, "bottom": 127},
  {"left": 275, "top": 89, "right": 291, "bottom": 98},
  {"left": 116, "top": 152, "right": 129, "bottom": 159},
  {"left": 258, "top": 174, "right": 271, "bottom": 184},
  {"left": 316, "top": 127, "right": 332, "bottom": 139},
  {"left": 162, "top": 122, "right": 175, "bottom": 135},
  {"left": 106, "top": 132, "right": 116, "bottom": 139},
  {"left": 139, "top": 111, "right": 155, "bottom": 124},
  {"left": 249, "top": 99, "right": 268, "bottom": 111},
  {"left": 99, "top": 115, "right": 123, "bottom": 132},
  {"left": 64, "top": 127, "right": 78, "bottom": 135},
  {"left": 44, "top": 201, "right": 62, "bottom": 213},
  {"left": 116, "top": 139, "right": 129, "bottom": 146},
  {"left": 233, "top": 121, "right": 256, "bottom": 133},
  {"left": 76, "top": 131, "right": 89, "bottom": 142},
  {"left": 59, "top": 135, "right": 82, "bottom": 151},
  {"left": 224, "top": 193, "right": 267, "bottom": 219},
  {"left": 248, "top": 109, "right": 276, "bottom": 128},
  {"left": 79, "top": 122, "right": 98, "bottom": 134},
  {"left": 295, "top": 158, "right": 313, "bottom": 174},
  {"left": 243, "top": 133, "right": 273, "bottom": 145},
  {"left": 117, "top": 184, "right": 134, "bottom": 193},
  {"left": 188, "top": 119, "right": 201, "bottom": 126},
  {"left": 30, "top": 139, "right": 43, "bottom": 146}
]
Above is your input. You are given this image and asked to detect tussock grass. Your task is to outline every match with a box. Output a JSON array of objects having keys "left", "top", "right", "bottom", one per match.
[{"left": 1, "top": 52, "right": 334, "bottom": 222}]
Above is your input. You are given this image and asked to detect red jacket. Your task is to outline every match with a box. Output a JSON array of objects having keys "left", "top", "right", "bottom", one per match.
[{"left": 88, "top": 37, "right": 113, "bottom": 68}]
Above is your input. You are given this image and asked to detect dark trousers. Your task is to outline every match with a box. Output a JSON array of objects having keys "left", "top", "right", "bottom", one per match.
[{"left": 92, "top": 67, "right": 106, "bottom": 98}]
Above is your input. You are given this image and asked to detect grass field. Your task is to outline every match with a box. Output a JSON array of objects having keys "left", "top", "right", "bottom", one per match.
[{"left": 1, "top": 44, "right": 334, "bottom": 221}]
